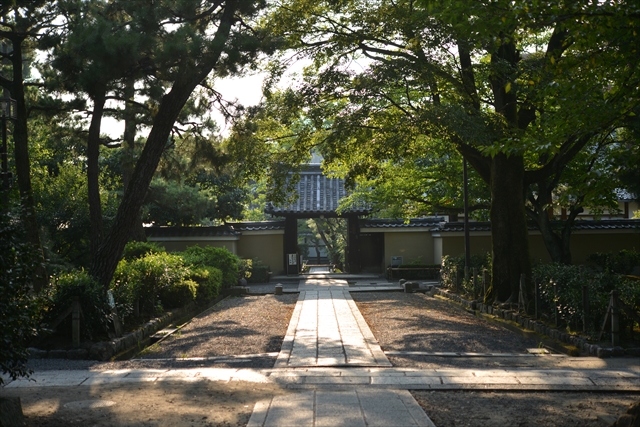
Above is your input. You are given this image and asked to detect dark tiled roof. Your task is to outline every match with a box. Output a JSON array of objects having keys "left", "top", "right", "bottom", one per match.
[
  {"left": 433, "top": 219, "right": 640, "bottom": 233},
  {"left": 145, "top": 225, "right": 240, "bottom": 238},
  {"left": 571, "top": 219, "right": 640, "bottom": 230},
  {"left": 228, "top": 221, "right": 285, "bottom": 232},
  {"left": 360, "top": 217, "right": 445, "bottom": 228},
  {"left": 265, "top": 165, "right": 370, "bottom": 216}
]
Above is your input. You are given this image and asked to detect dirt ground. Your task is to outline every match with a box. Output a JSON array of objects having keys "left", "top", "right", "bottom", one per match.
[
  {"left": 3, "top": 291, "right": 639, "bottom": 426},
  {"left": 4, "top": 382, "right": 292, "bottom": 427}
]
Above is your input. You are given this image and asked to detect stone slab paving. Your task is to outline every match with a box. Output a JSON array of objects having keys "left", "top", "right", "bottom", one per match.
[
  {"left": 246, "top": 389, "right": 436, "bottom": 427},
  {"left": 274, "top": 277, "right": 391, "bottom": 368},
  {"left": 5, "top": 365, "right": 640, "bottom": 391},
  {"left": 5, "top": 275, "right": 640, "bottom": 426}
]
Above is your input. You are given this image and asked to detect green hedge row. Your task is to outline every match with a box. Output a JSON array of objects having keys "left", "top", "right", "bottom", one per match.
[
  {"left": 440, "top": 250, "right": 640, "bottom": 341},
  {"left": 533, "top": 262, "right": 640, "bottom": 338},
  {"left": 387, "top": 264, "right": 441, "bottom": 280},
  {"left": 44, "top": 242, "right": 271, "bottom": 339}
]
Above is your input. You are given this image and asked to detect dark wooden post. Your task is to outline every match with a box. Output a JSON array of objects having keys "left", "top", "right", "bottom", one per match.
[
  {"left": 554, "top": 282, "right": 559, "bottom": 327},
  {"left": 482, "top": 269, "right": 489, "bottom": 304},
  {"left": 611, "top": 290, "right": 620, "bottom": 347},
  {"left": 71, "top": 298, "right": 81, "bottom": 348},
  {"left": 519, "top": 273, "right": 526, "bottom": 312},
  {"left": 535, "top": 279, "right": 541, "bottom": 320},
  {"left": 346, "top": 215, "right": 361, "bottom": 273},
  {"left": 284, "top": 216, "right": 298, "bottom": 275},
  {"left": 582, "top": 285, "right": 589, "bottom": 333},
  {"left": 472, "top": 268, "right": 478, "bottom": 299}
]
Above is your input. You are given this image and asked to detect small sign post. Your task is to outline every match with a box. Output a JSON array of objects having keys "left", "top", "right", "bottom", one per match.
[{"left": 287, "top": 253, "right": 298, "bottom": 275}]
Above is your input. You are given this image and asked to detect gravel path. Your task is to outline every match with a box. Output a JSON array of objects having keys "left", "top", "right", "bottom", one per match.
[
  {"left": 27, "top": 294, "right": 298, "bottom": 371},
  {"left": 352, "top": 291, "right": 540, "bottom": 369}
]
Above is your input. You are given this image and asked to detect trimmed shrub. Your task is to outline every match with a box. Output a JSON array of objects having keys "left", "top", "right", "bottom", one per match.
[
  {"left": 441, "top": 253, "right": 491, "bottom": 296},
  {"left": 45, "top": 270, "right": 111, "bottom": 341},
  {"left": 111, "top": 252, "right": 196, "bottom": 325},
  {"left": 586, "top": 250, "right": 640, "bottom": 275},
  {"left": 181, "top": 246, "right": 241, "bottom": 289},
  {"left": 246, "top": 258, "right": 271, "bottom": 283},
  {"left": 190, "top": 266, "right": 223, "bottom": 302},
  {"left": 121, "top": 241, "right": 165, "bottom": 261},
  {"left": 389, "top": 264, "right": 441, "bottom": 280},
  {"left": 532, "top": 263, "right": 640, "bottom": 338}
]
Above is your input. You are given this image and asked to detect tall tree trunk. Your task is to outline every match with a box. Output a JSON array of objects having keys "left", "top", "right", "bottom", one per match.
[
  {"left": 10, "top": 36, "right": 47, "bottom": 291},
  {"left": 88, "top": 89, "right": 106, "bottom": 259},
  {"left": 488, "top": 153, "right": 531, "bottom": 302},
  {"left": 90, "top": 1, "right": 238, "bottom": 289},
  {"left": 121, "top": 79, "right": 146, "bottom": 241}
]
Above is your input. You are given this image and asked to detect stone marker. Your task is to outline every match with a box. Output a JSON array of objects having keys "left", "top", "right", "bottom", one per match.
[{"left": 403, "top": 281, "right": 419, "bottom": 293}]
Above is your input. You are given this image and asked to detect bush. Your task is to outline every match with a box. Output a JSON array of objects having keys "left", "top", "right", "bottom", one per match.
[
  {"left": 111, "top": 252, "right": 196, "bottom": 325},
  {"left": 45, "top": 270, "right": 111, "bottom": 341},
  {"left": 246, "top": 258, "right": 271, "bottom": 283},
  {"left": 121, "top": 241, "right": 165, "bottom": 261},
  {"left": 181, "top": 246, "right": 241, "bottom": 289},
  {"left": 0, "top": 209, "right": 41, "bottom": 385},
  {"left": 586, "top": 250, "right": 640, "bottom": 275},
  {"left": 190, "top": 266, "right": 223, "bottom": 302},
  {"left": 389, "top": 263, "right": 441, "bottom": 280},
  {"left": 532, "top": 263, "right": 640, "bottom": 338},
  {"left": 441, "top": 253, "right": 492, "bottom": 296}
]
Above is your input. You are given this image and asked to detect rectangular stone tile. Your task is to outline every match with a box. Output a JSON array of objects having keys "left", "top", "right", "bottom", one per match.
[
  {"left": 371, "top": 376, "right": 441, "bottom": 386},
  {"left": 358, "top": 390, "right": 428, "bottom": 427},
  {"left": 304, "top": 376, "right": 370, "bottom": 385},
  {"left": 316, "top": 390, "right": 366, "bottom": 427},
  {"left": 263, "top": 392, "right": 315, "bottom": 427},
  {"left": 441, "top": 375, "right": 520, "bottom": 385}
]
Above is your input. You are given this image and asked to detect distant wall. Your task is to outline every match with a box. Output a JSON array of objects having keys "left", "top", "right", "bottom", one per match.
[
  {"left": 389, "top": 228, "right": 640, "bottom": 265},
  {"left": 383, "top": 230, "right": 434, "bottom": 266},
  {"left": 236, "top": 232, "right": 284, "bottom": 274}
]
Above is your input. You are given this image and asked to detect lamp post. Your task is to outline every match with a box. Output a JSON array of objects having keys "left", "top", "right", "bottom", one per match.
[{"left": 1, "top": 90, "right": 17, "bottom": 206}]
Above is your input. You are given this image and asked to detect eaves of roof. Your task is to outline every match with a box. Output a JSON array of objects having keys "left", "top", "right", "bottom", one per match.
[
  {"left": 360, "top": 217, "right": 446, "bottom": 229},
  {"left": 145, "top": 225, "right": 241, "bottom": 238},
  {"left": 432, "top": 219, "right": 640, "bottom": 233}
]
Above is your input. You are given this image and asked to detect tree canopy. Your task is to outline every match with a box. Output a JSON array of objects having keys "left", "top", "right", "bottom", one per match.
[{"left": 244, "top": 0, "right": 640, "bottom": 300}]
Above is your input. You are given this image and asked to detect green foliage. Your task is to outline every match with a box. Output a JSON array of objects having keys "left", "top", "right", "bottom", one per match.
[
  {"left": 0, "top": 209, "right": 41, "bottom": 385},
  {"left": 245, "top": 258, "right": 272, "bottom": 283},
  {"left": 122, "top": 241, "right": 166, "bottom": 261},
  {"left": 532, "top": 263, "right": 640, "bottom": 339},
  {"left": 254, "top": 0, "right": 640, "bottom": 299},
  {"left": 111, "top": 253, "right": 196, "bottom": 326},
  {"left": 440, "top": 253, "right": 492, "bottom": 295},
  {"left": 44, "top": 270, "right": 111, "bottom": 341},
  {"left": 586, "top": 250, "right": 640, "bottom": 275},
  {"left": 392, "top": 263, "right": 441, "bottom": 280},
  {"left": 189, "top": 266, "right": 223, "bottom": 302},
  {"left": 181, "top": 246, "right": 241, "bottom": 289}
]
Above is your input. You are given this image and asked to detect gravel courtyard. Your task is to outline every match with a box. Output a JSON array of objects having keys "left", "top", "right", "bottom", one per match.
[{"left": 6, "top": 289, "right": 639, "bottom": 426}]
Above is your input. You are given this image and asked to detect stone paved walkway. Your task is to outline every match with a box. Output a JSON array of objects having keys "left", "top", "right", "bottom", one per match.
[
  {"left": 274, "top": 277, "right": 391, "bottom": 368},
  {"left": 4, "top": 274, "right": 640, "bottom": 426}
]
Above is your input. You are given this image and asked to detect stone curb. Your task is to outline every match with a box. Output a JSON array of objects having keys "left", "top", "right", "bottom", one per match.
[
  {"left": 29, "top": 295, "right": 227, "bottom": 362},
  {"left": 435, "top": 288, "right": 640, "bottom": 359}
]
